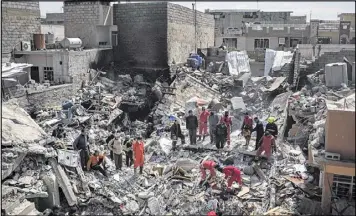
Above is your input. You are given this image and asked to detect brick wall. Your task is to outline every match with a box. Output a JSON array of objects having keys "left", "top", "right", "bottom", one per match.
[
  {"left": 67, "top": 49, "right": 113, "bottom": 90},
  {"left": 113, "top": 3, "right": 168, "bottom": 68},
  {"left": 167, "top": 3, "right": 214, "bottom": 64},
  {"left": 1, "top": 1, "right": 41, "bottom": 61},
  {"left": 11, "top": 84, "right": 75, "bottom": 111},
  {"left": 64, "top": 1, "right": 101, "bottom": 48}
]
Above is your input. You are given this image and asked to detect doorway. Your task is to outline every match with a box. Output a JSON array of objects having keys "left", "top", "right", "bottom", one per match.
[{"left": 31, "top": 66, "right": 40, "bottom": 83}]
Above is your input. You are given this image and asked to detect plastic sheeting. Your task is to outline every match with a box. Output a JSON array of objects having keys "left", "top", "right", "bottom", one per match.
[
  {"left": 264, "top": 49, "right": 293, "bottom": 76},
  {"left": 225, "top": 51, "right": 251, "bottom": 76}
]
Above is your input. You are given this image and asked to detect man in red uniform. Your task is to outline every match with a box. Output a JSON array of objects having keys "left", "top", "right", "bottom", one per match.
[
  {"left": 256, "top": 131, "right": 276, "bottom": 161},
  {"left": 198, "top": 107, "right": 210, "bottom": 141},
  {"left": 241, "top": 112, "right": 253, "bottom": 146},
  {"left": 217, "top": 165, "right": 243, "bottom": 192},
  {"left": 133, "top": 136, "right": 145, "bottom": 175},
  {"left": 199, "top": 160, "right": 221, "bottom": 185},
  {"left": 220, "top": 111, "right": 232, "bottom": 146}
]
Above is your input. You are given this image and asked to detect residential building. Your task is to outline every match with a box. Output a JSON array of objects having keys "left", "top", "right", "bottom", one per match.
[
  {"left": 41, "top": 13, "right": 65, "bottom": 43},
  {"left": 338, "top": 13, "right": 355, "bottom": 29},
  {"left": 308, "top": 94, "right": 355, "bottom": 214}
]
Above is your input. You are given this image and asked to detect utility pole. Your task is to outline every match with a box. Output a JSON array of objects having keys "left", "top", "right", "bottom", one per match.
[{"left": 194, "top": 0, "right": 197, "bottom": 52}]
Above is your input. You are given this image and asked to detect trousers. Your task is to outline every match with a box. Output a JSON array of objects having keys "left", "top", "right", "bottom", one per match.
[
  {"left": 209, "top": 127, "right": 216, "bottom": 143},
  {"left": 201, "top": 167, "right": 216, "bottom": 180},
  {"left": 91, "top": 164, "right": 107, "bottom": 177},
  {"left": 79, "top": 148, "right": 89, "bottom": 169},
  {"left": 256, "top": 142, "right": 272, "bottom": 159},
  {"left": 215, "top": 136, "right": 226, "bottom": 149},
  {"left": 199, "top": 122, "right": 208, "bottom": 135},
  {"left": 125, "top": 151, "right": 133, "bottom": 167},
  {"left": 113, "top": 153, "right": 123, "bottom": 170},
  {"left": 188, "top": 128, "right": 197, "bottom": 145}
]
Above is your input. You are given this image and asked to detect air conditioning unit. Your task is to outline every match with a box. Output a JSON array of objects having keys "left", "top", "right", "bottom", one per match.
[
  {"left": 21, "top": 41, "right": 31, "bottom": 51},
  {"left": 325, "top": 152, "right": 341, "bottom": 161}
]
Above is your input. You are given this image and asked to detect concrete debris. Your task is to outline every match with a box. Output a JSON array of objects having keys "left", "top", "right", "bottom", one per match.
[{"left": 2, "top": 49, "right": 354, "bottom": 216}]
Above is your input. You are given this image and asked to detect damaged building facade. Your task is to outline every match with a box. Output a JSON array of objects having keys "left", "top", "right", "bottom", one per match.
[{"left": 2, "top": 1, "right": 356, "bottom": 216}]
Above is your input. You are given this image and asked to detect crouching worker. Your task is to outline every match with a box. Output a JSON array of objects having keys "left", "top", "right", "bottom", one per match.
[
  {"left": 217, "top": 165, "right": 243, "bottom": 193},
  {"left": 199, "top": 160, "right": 221, "bottom": 186},
  {"left": 87, "top": 150, "right": 108, "bottom": 177}
]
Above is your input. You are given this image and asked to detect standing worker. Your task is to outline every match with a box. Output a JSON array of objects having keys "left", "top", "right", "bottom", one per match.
[
  {"left": 265, "top": 117, "right": 278, "bottom": 139},
  {"left": 87, "top": 150, "right": 108, "bottom": 177},
  {"left": 73, "top": 129, "right": 90, "bottom": 170},
  {"left": 220, "top": 111, "right": 232, "bottom": 146},
  {"left": 108, "top": 133, "right": 123, "bottom": 170},
  {"left": 106, "top": 129, "right": 115, "bottom": 160},
  {"left": 199, "top": 160, "right": 221, "bottom": 186},
  {"left": 198, "top": 107, "right": 210, "bottom": 141},
  {"left": 208, "top": 112, "right": 219, "bottom": 144},
  {"left": 217, "top": 165, "right": 243, "bottom": 193},
  {"left": 133, "top": 136, "right": 145, "bottom": 175},
  {"left": 185, "top": 110, "right": 198, "bottom": 145},
  {"left": 123, "top": 135, "right": 134, "bottom": 167},
  {"left": 251, "top": 117, "right": 264, "bottom": 150},
  {"left": 256, "top": 131, "right": 276, "bottom": 161},
  {"left": 215, "top": 122, "right": 227, "bottom": 149},
  {"left": 170, "top": 120, "right": 185, "bottom": 151}
]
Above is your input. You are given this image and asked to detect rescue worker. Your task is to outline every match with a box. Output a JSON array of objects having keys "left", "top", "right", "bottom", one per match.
[
  {"left": 108, "top": 133, "right": 123, "bottom": 170},
  {"left": 87, "top": 150, "right": 108, "bottom": 177},
  {"left": 123, "top": 135, "right": 133, "bottom": 167},
  {"left": 170, "top": 120, "right": 185, "bottom": 151},
  {"left": 217, "top": 165, "right": 243, "bottom": 193},
  {"left": 215, "top": 122, "right": 227, "bottom": 149},
  {"left": 220, "top": 111, "right": 232, "bottom": 146},
  {"left": 73, "top": 129, "right": 90, "bottom": 170},
  {"left": 265, "top": 117, "right": 278, "bottom": 139},
  {"left": 106, "top": 130, "right": 115, "bottom": 160},
  {"left": 144, "top": 122, "right": 155, "bottom": 139},
  {"left": 52, "top": 123, "right": 66, "bottom": 139},
  {"left": 251, "top": 116, "right": 264, "bottom": 150},
  {"left": 207, "top": 211, "right": 217, "bottom": 216},
  {"left": 241, "top": 112, "right": 253, "bottom": 133},
  {"left": 133, "top": 136, "right": 145, "bottom": 175},
  {"left": 185, "top": 110, "right": 198, "bottom": 145},
  {"left": 208, "top": 111, "right": 219, "bottom": 144},
  {"left": 256, "top": 131, "right": 276, "bottom": 161},
  {"left": 199, "top": 160, "right": 221, "bottom": 185},
  {"left": 198, "top": 107, "right": 210, "bottom": 141}
]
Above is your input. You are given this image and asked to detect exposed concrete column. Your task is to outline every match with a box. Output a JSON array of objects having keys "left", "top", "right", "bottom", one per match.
[
  {"left": 41, "top": 171, "right": 61, "bottom": 208},
  {"left": 321, "top": 172, "right": 334, "bottom": 215}
]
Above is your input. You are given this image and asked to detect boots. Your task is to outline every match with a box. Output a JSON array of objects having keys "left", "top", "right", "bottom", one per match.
[
  {"left": 139, "top": 166, "right": 143, "bottom": 174},
  {"left": 202, "top": 135, "right": 205, "bottom": 141},
  {"left": 198, "top": 135, "right": 201, "bottom": 141},
  {"left": 134, "top": 168, "right": 137, "bottom": 175}
]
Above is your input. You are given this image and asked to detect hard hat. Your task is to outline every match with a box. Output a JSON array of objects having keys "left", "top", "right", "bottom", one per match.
[{"left": 267, "top": 117, "right": 276, "bottom": 123}]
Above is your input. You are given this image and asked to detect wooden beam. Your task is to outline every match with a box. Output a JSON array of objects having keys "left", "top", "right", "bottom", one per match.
[{"left": 325, "top": 164, "right": 355, "bottom": 176}]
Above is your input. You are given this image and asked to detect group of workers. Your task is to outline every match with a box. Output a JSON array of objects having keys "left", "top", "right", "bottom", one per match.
[
  {"left": 72, "top": 128, "right": 146, "bottom": 177},
  {"left": 176, "top": 107, "right": 233, "bottom": 150}
]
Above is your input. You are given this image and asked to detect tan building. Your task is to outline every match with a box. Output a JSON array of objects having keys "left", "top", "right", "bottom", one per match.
[
  {"left": 309, "top": 94, "right": 355, "bottom": 214},
  {"left": 338, "top": 13, "right": 355, "bottom": 29}
]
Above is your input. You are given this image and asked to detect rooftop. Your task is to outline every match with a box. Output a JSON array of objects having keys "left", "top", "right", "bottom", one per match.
[{"left": 338, "top": 13, "right": 355, "bottom": 17}]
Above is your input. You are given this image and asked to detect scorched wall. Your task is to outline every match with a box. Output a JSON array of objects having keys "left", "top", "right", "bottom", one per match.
[
  {"left": 113, "top": 2, "right": 215, "bottom": 68},
  {"left": 1, "top": 1, "right": 41, "bottom": 62}
]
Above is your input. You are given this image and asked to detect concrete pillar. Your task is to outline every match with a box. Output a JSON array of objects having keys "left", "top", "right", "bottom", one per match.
[
  {"left": 321, "top": 172, "right": 334, "bottom": 215},
  {"left": 41, "top": 171, "right": 61, "bottom": 209}
]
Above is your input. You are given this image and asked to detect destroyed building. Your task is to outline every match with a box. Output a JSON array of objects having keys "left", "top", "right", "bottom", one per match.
[{"left": 1, "top": 1, "right": 356, "bottom": 216}]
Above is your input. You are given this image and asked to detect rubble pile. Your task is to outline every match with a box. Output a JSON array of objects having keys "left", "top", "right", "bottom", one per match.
[{"left": 2, "top": 55, "right": 355, "bottom": 215}]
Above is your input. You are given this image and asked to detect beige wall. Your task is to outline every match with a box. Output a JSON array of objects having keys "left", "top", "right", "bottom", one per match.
[
  {"left": 318, "top": 30, "right": 340, "bottom": 44},
  {"left": 325, "top": 109, "right": 355, "bottom": 160},
  {"left": 245, "top": 37, "right": 279, "bottom": 51}
]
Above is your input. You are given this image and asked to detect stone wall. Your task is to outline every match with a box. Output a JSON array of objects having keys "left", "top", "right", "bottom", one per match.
[
  {"left": 64, "top": 1, "right": 101, "bottom": 48},
  {"left": 298, "top": 44, "right": 355, "bottom": 60},
  {"left": 113, "top": 3, "right": 168, "bottom": 68},
  {"left": 167, "top": 3, "right": 214, "bottom": 64},
  {"left": 1, "top": 1, "right": 41, "bottom": 61},
  {"left": 11, "top": 84, "right": 74, "bottom": 111},
  {"left": 67, "top": 49, "right": 113, "bottom": 90}
]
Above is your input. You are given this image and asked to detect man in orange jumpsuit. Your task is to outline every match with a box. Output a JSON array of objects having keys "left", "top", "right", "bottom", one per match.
[
  {"left": 256, "top": 131, "right": 276, "bottom": 161},
  {"left": 199, "top": 160, "right": 221, "bottom": 185},
  {"left": 198, "top": 107, "right": 210, "bottom": 141},
  {"left": 217, "top": 165, "right": 243, "bottom": 192},
  {"left": 220, "top": 111, "right": 232, "bottom": 146},
  {"left": 133, "top": 136, "right": 145, "bottom": 175}
]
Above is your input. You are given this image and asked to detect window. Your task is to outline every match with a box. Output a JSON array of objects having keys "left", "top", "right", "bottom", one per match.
[
  {"left": 254, "top": 39, "right": 269, "bottom": 49},
  {"left": 111, "top": 33, "right": 118, "bottom": 46},
  {"left": 332, "top": 175, "right": 355, "bottom": 200},
  {"left": 43, "top": 67, "right": 54, "bottom": 82},
  {"left": 343, "top": 24, "right": 348, "bottom": 29}
]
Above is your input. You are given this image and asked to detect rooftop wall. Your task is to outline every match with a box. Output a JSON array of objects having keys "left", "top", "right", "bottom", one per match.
[{"left": 297, "top": 44, "right": 355, "bottom": 60}]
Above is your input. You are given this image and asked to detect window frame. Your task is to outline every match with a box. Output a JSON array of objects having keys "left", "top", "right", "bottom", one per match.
[{"left": 43, "top": 66, "right": 54, "bottom": 82}]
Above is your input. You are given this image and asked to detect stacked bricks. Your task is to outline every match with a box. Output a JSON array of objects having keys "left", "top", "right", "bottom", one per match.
[{"left": 1, "top": 1, "right": 41, "bottom": 57}]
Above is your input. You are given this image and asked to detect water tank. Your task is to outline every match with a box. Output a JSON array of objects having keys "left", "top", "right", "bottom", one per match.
[
  {"left": 60, "top": 38, "right": 82, "bottom": 49},
  {"left": 45, "top": 34, "right": 55, "bottom": 44},
  {"left": 325, "top": 62, "right": 348, "bottom": 87},
  {"left": 33, "top": 34, "right": 46, "bottom": 50}
]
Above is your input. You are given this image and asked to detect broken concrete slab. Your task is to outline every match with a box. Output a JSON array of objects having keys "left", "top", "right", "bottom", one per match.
[
  {"left": 230, "top": 97, "right": 246, "bottom": 110},
  {"left": 2, "top": 152, "right": 26, "bottom": 180},
  {"left": 147, "top": 197, "right": 161, "bottom": 215}
]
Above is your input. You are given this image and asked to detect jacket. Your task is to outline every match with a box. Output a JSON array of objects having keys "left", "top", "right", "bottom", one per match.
[
  {"left": 185, "top": 115, "right": 198, "bottom": 129},
  {"left": 215, "top": 123, "right": 227, "bottom": 137},
  {"left": 252, "top": 121, "right": 264, "bottom": 139},
  {"left": 123, "top": 138, "right": 133, "bottom": 152},
  {"left": 199, "top": 110, "right": 210, "bottom": 123},
  {"left": 87, "top": 154, "right": 105, "bottom": 168},
  {"left": 108, "top": 138, "right": 123, "bottom": 154},
  {"left": 73, "top": 134, "right": 89, "bottom": 150},
  {"left": 241, "top": 116, "right": 253, "bottom": 130},
  {"left": 170, "top": 123, "right": 182, "bottom": 137},
  {"left": 208, "top": 114, "right": 219, "bottom": 128},
  {"left": 265, "top": 123, "right": 278, "bottom": 137},
  {"left": 223, "top": 166, "right": 242, "bottom": 185},
  {"left": 220, "top": 116, "right": 232, "bottom": 127}
]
